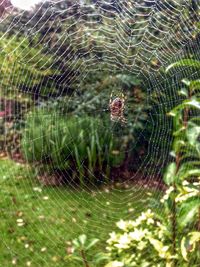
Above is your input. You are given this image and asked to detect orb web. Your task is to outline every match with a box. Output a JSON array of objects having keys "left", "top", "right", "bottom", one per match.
[{"left": 0, "top": 0, "right": 200, "bottom": 266}]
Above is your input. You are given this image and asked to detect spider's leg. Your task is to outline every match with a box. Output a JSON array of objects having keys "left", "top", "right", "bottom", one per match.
[
  {"left": 121, "top": 116, "right": 127, "bottom": 124},
  {"left": 109, "top": 92, "right": 113, "bottom": 105}
]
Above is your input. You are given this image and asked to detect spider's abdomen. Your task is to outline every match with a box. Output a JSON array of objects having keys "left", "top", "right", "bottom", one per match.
[
  {"left": 109, "top": 95, "right": 126, "bottom": 124},
  {"left": 110, "top": 98, "right": 123, "bottom": 111}
]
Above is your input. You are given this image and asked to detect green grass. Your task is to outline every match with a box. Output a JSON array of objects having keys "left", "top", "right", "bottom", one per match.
[{"left": 0, "top": 159, "right": 160, "bottom": 267}]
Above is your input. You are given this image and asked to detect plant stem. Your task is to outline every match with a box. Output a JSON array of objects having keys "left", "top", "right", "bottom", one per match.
[
  {"left": 171, "top": 86, "right": 191, "bottom": 264},
  {"left": 198, "top": 200, "right": 200, "bottom": 257},
  {"left": 171, "top": 197, "right": 177, "bottom": 266},
  {"left": 198, "top": 208, "right": 200, "bottom": 231},
  {"left": 80, "top": 249, "right": 90, "bottom": 267},
  {"left": 171, "top": 155, "right": 180, "bottom": 263}
]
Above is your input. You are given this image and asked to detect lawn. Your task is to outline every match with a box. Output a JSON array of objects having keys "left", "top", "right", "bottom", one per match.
[{"left": 0, "top": 159, "right": 160, "bottom": 267}]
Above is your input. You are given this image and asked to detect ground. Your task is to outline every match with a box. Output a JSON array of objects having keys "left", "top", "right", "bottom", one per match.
[{"left": 0, "top": 158, "right": 160, "bottom": 267}]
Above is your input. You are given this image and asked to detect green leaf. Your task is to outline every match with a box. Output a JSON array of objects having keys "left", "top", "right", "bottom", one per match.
[
  {"left": 170, "top": 99, "right": 200, "bottom": 115},
  {"left": 178, "top": 88, "right": 188, "bottom": 97},
  {"left": 149, "top": 238, "right": 170, "bottom": 259},
  {"left": 184, "top": 79, "right": 200, "bottom": 92},
  {"left": 173, "top": 127, "right": 186, "bottom": 137},
  {"left": 181, "top": 232, "right": 200, "bottom": 261},
  {"left": 182, "top": 78, "right": 191, "bottom": 87},
  {"left": 163, "top": 162, "right": 177, "bottom": 185},
  {"left": 78, "top": 234, "right": 87, "bottom": 246},
  {"left": 93, "top": 252, "right": 110, "bottom": 263},
  {"left": 178, "top": 199, "right": 200, "bottom": 228},
  {"left": 166, "top": 59, "right": 200, "bottom": 73},
  {"left": 149, "top": 238, "right": 164, "bottom": 251},
  {"left": 85, "top": 238, "right": 99, "bottom": 251},
  {"left": 177, "top": 161, "right": 200, "bottom": 179},
  {"left": 186, "top": 122, "right": 200, "bottom": 146},
  {"left": 189, "top": 232, "right": 200, "bottom": 247},
  {"left": 186, "top": 99, "right": 200, "bottom": 110},
  {"left": 181, "top": 236, "right": 190, "bottom": 261},
  {"left": 64, "top": 255, "right": 83, "bottom": 263},
  {"left": 72, "top": 239, "right": 80, "bottom": 248},
  {"left": 179, "top": 169, "right": 200, "bottom": 180}
]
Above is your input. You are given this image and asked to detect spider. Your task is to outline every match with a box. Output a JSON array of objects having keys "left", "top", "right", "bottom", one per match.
[{"left": 109, "top": 92, "right": 126, "bottom": 124}]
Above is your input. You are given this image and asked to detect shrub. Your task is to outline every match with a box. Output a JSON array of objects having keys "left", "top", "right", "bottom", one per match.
[
  {"left": 105, "top": 209, "right": 174, "bottom": 267},
  {"left": 65, "top": 234, "right": 108, "bottom": 267},
  {"left": 0, "top": 97, "right": 31, "bottom": 158},
  {"left": 22, "top": 108, "right": 125, "bottom": 184},
  {"left": 41, "top": 72, "right": 149, "bottom": 172},
  {"left": 105, "top": 181, "right": 200, "bottom": 266},
  {"left": 105, "top": 59, "right": 200, "bottom": 267}
]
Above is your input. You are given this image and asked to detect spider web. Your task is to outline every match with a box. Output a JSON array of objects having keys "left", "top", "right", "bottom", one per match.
[{"left": 0, "top": 0, "right": 200, "bottom": 266}]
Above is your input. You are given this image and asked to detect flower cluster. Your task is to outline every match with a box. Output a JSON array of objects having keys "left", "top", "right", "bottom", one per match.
[{"left": 105, "top": 210, "right": 172, "bottom": 267}]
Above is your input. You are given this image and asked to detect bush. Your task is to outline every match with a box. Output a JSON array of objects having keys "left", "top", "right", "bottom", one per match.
[
  {"left": 105, "top": 59, "right": 200, "bottom": 267},
  {"left": 105, "top": 209, "right": 172, "bottom": 267},
  {"left": 22, "top": 108, "right": 125, "bottom": 184},
  {"left": 41, "top": 72, "right": 149, "bottom": 172},
  {"left": 105, "top": 182, "right": 200, "bottom": 267},
  {"left": 0, "top": 97, "right": 31, "bottom": 158}
]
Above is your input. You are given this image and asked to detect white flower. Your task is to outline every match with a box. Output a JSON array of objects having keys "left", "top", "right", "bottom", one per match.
[
  {"left": 115, "top": 234, "right": 130, "bottom": 249},
  {"left": 108, "top": 232, "right": 117, "bottom": 241},
  {"left": 147, "top": 218, "right": 154, "bottom": 225},
  {"left": 129, "top": 229, "right": 146, "bottom": 241},
  {"left": 182, "top": 180, "right": 189, "bottom": 186},
  {"left": 117, "top": 220, "right": 127, "bottom": 231},
  {"left": 166, "top": 186, "right": 174, "bottom": 195},
  {"left": 109, "top": 261, "right": 124, "bottom": 267}
]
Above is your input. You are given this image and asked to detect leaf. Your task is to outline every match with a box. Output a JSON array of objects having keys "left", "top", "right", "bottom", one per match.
[
  {"left": 178, "top": 199, "right": 200, "bottom": 228},
  {"left": 170, "top": 100, "right": 200, "bottom": 116},
  {"left": 85, "top": 238, "right": 99, "bottom": 251},
  {"left": 149, "top": 238, "right": 164, "bottom": 251},
  {"left": 149, "top": 238, "right": 170, "bottom": 259},
  {"left": 166, "top": 59, "right": 200, "bottom": 73},
  {"left": 72, "top": 239, "right": 80, "bottom": 248},
  {"left": 163, "top": 162, "right": 177, "bottom": 185},
  {"left": 178, "top": 88, "right": 188, "bottom": 97},
  {"left": 182, "top": 78, "right": 191, "bottom": 87},
  {"left": 189, "top": 232, "right": 200, "bottom": 244},
  {"left": 93, "top": 252, "right": 110, "bottom": 263},
  {"left": 64, "top": 254, "right": 83, "bottom": 263},
  {"left": 183, "top": 79, "right": 200, "bottom": 92},
  {"left": 181, "top": 232, "right": 200, "bottom": 261},
  {"left": 186, "top": 122, "right": 200, "bottom": 146},
  {"left": 78, "top": 234, "right": 87, "bottom": 246},
  {"left": 173, "top": 127, "right": 186, "bottom": 137},
  {"left": 185, "top": 99, "right": 200, "bottom": 110},
  {"left": 179, "top": 169, "right": 200, "bottom": 180},
  {"left": 181, "top": 236, "right": 189, "bottom": 261}
]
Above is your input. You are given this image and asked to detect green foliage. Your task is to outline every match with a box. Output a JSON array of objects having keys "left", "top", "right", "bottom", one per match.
[
  {"left": 105, "top": 59, "right": 200, "bottom": 266},
  {"left": 0, "top": 33, "right": 57, "bottom": 97},
  {"left": 0, "top": 33, "right": 58, "bottom": 156},
  {"left": 65, "top": 234, "right": 108, "bottom": 267},
  {"left": 166, "top": 59, "right": 200, "bottom": 72},
  {"left": 105, "top": 210, "right": 173, "bottom": 267},
  {"left": 0, "top": 1, "right": 151, "bottom": 170},
  {"left": 38, "top": 72, "right": 149, "bottom": 172},
  {"left": 0, "top": 97, "right": 31, "bottom": 156},
  {"left": 22, "top": 107, "right": 125, "bottom": 184}
]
